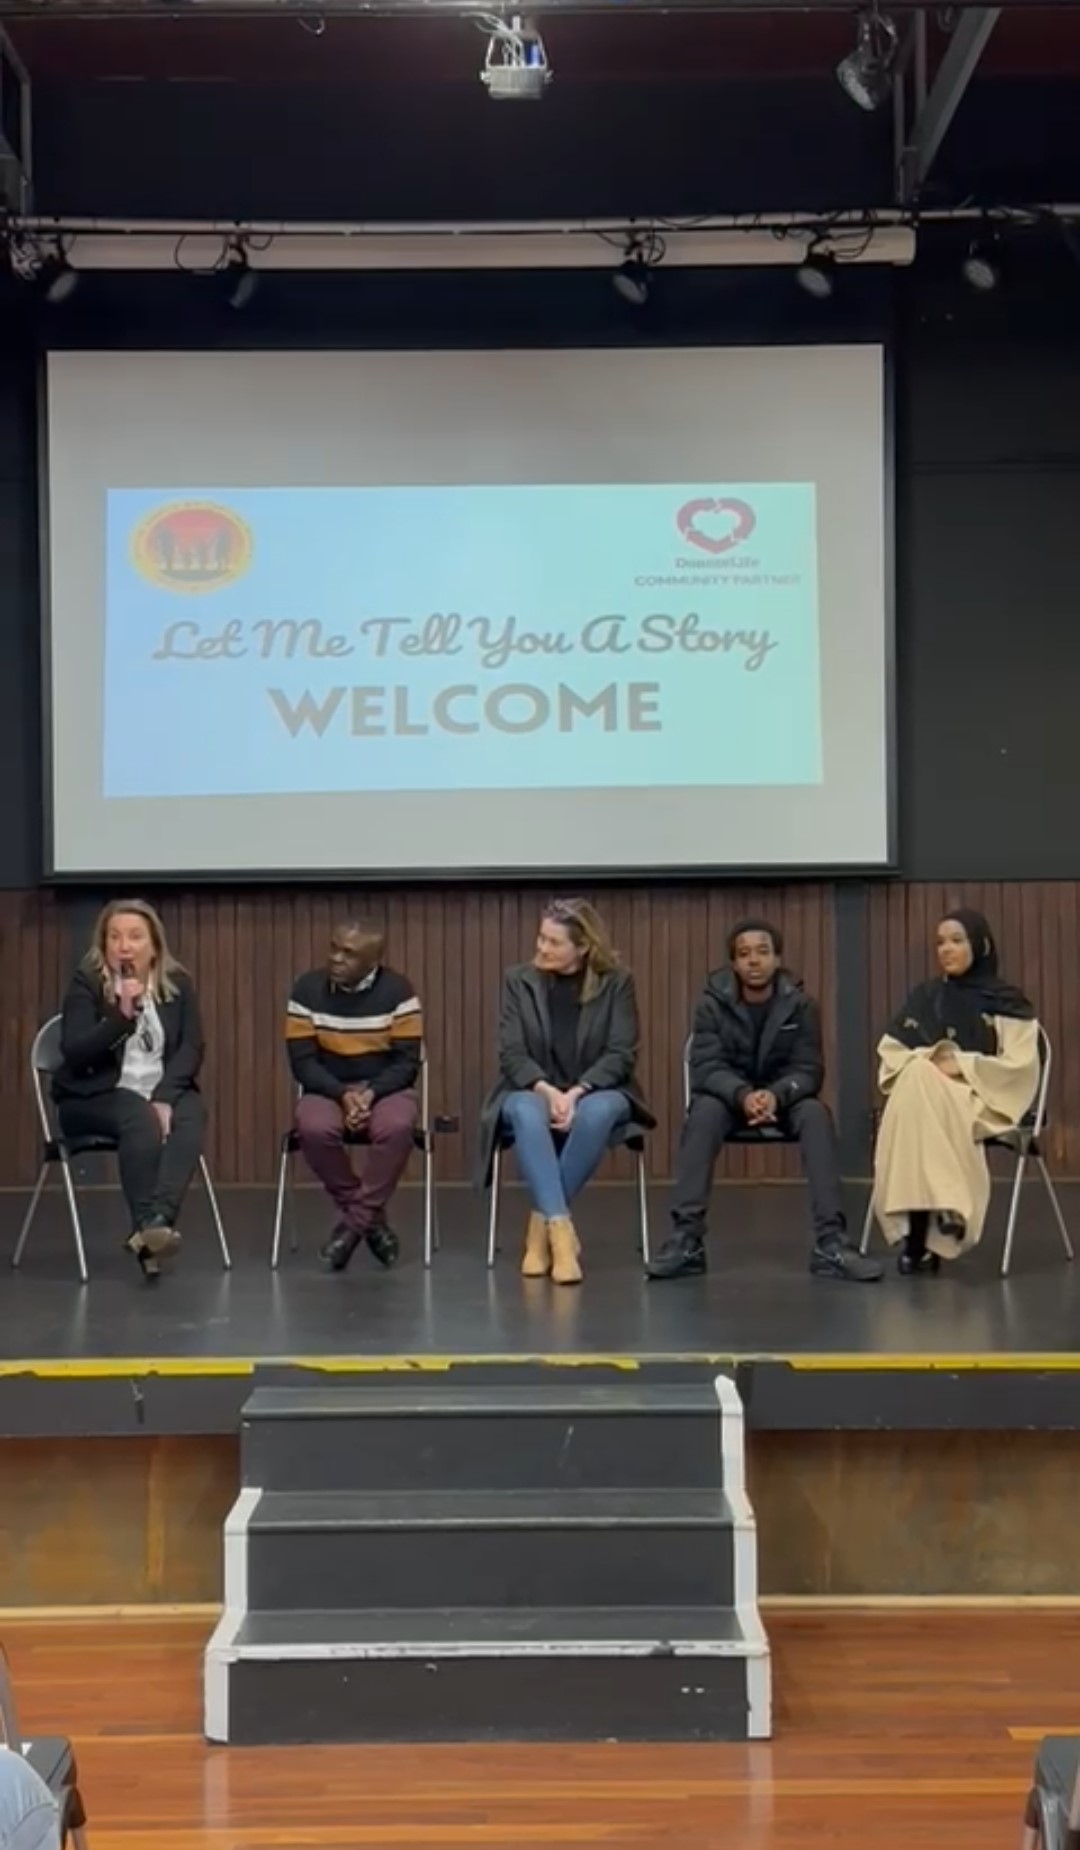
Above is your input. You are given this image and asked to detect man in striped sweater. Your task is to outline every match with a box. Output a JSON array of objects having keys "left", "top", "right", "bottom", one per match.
[{"left": 287, "top": 919, "right": 423, "bottom": 1271}]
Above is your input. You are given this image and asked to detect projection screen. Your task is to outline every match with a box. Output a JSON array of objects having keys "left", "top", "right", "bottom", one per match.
[{"left": 45, "top": 345, "right": 891, "bottom": 876}]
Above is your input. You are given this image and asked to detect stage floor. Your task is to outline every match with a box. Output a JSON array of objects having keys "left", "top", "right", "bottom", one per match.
[
  {"left": 2, "top": 1176, "right": 1078, "bottom": 1362},
  {"left": 3, "top": 1179, "right": 1080, "bottom": 1435}
]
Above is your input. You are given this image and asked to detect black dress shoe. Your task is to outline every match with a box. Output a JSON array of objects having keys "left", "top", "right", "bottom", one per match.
[
  {"left": 366, "top": 1221, "right": 400, "bottom": 1269},
  {"left": 810, "top": 1238, "right": 883, "bottom": 1283},
  {"left": 898, "top": 1212, "right": 939, "bottom": 1275},
  {"left": 646, "top": 1234, "right": 707, "bottom": 1280},
  {"left": 320, "top": 1225, "right": 361, "bottom": 1272},
  {"left": 897, "top": 1246, "right": 941, "bottom": 1276}
]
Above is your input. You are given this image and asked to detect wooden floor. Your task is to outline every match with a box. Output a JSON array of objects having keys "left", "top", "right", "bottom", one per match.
[{"left": 3, "top": 1608, "right": 1076, "bottom": 1847}]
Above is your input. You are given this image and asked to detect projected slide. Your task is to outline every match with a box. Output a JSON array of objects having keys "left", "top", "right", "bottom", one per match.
[
  {"left": 46, "top": 346, "right": 889, "bottom": 873},
  {"left": 104, "top": 483, "right": 821, "bottom": 800}
]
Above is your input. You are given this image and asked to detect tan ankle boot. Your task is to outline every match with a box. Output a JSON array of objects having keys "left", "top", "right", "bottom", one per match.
[
  {"left": 547, "top": 1216, "right": 583, "bottom": 1285},
  {"left": 521, "top": 1211, "right": 550, "bottom": 1277}
]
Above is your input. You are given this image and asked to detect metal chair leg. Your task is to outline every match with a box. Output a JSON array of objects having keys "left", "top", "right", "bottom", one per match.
[
  {"left": 200, "top": 1159, "right": 232, "bottom": 1270},
  {"left": 423, "top": 1136, "right": 435, "bottom": 1269},
  {"left": 58, "top": 1154, "right": 89, "bottom": 1284},
  {"left": 636, "top": 1150, "right": 651, "bottom": 1267},
  {"left": 486, "top": 1145, "right": 501, "bottom": 1268},
  {"left": 270, "top": 1141, "right": 289, "bottom": 1269},
  {"left": 1038, "top": 1156, "right": 1075, "bottom": 1261},
  {"left": 858, "top": 1195, "right": 875, "bottom": 1255},
  {"left": 12, "top": 1163, "right": 48, "bottom": 1269},
  {"left": 1000, "top": 1150, "right": 1029, "bottom": 1278}
]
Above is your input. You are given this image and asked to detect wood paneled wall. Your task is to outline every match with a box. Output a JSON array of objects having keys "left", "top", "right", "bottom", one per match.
[{"left": 1, "top": 879, "right": 1078, "bottom": 1186}]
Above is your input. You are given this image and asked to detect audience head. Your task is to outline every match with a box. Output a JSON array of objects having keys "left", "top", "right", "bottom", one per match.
[
  {"left": 84, "top": 897, "right": 181, "bottom": 998},
  {"left": 535, "top": 898, "right": 618, "bottom": 1002},
  {"left": 728, "top": 918, "right": 783, "bottom": 995},
  {"left": 327, "top": 919, "right": 384, "bottom": 990},
  {"left": 936, "top": 909, "right": 997, "bottom": 982}
]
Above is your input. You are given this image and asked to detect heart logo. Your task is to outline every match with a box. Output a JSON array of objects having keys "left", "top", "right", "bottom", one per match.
[{"left": 676, "top": 497, "right": 756, "bottom": 556}]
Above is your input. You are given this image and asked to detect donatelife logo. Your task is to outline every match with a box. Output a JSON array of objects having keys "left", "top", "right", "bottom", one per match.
[
  {"left": 130, "top": 500, "right": 253, "bottom": 593},
  {"left": 675, "top": 496, "right": 756, "bottom": 556}
]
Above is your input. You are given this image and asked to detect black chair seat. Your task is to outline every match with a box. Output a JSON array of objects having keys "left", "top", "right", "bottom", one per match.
[
  {"left": 21, "top": 1735, "right": 87, "bottom": 1838},
  {"left": 728, "top": 1124, "right": 793, "bottom": 1144},
  {"left": 50, "top": 1133, "right": 120, "bottom": 1161}
]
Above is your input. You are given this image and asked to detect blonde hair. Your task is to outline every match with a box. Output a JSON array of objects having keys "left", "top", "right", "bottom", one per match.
[
  {"left": 538, "top": 898, "right": 619, "bottom": 1003},
  {"left": 83, "top": 898, "right": 184, "bottom": 1002}
]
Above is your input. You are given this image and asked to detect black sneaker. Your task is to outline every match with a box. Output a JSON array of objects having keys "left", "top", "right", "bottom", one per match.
[
  {"left": 366, "top": 1220, "right": 400, "bottom": 1269},
  {"left": 646, "top": 1233, "right": 707, "bottom": 1280},
  {"left": 810, "top": 1237, "right": 883, "bottom": 1283},
  {"left": 320, "top": 1224, "right": 361, "bottom": 1272}
]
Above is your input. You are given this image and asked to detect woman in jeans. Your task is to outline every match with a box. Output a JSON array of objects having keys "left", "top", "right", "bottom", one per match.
[
  {"left": 52, "top": 897, "right": 206, "bottom": 1280},
  {"left": 478, "top": 899, "right": 654, "bottom": 1284}
]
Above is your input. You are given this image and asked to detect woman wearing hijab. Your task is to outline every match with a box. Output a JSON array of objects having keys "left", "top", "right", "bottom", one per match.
[{"left": 871, "top": 910, "right": 1039, "bottom": 1273}]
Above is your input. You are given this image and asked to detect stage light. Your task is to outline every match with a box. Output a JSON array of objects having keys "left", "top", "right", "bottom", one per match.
[
  {"left": 38, "top": 253, "right": 78, "bottom": 303},
  {"left": 961, "top": 242, "right": 1000, "bottom": 292},
  {"left": 795, "top": 252, "right": 835, "bottom": 299},
  {"left": 836, "top": 8, "right": 899, "bottom": 112},
  {"left": 612, "top": 256, "right": 650, "bottom": 306},
  {"left": 224, "top": 245, "right": 258, "bottom": 310},
  {"left": 478, "top": 14, "right": 551, "bottom": 100}
]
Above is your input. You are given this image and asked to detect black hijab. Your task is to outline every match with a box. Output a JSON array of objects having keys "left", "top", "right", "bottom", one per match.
[{"left": 888, "top": 909, "right": 1034, "bottom": 1055}]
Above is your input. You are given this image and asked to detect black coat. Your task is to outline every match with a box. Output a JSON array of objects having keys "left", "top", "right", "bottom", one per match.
[
  {"left": 688, "top": 966, "right": 824, "bottom": 1113},
  {"left": 52, "top": 967, "right": 204, "bottom": 1105},
  {"left": 477, "top": 962, "right": 654, "bottom": 1186}
]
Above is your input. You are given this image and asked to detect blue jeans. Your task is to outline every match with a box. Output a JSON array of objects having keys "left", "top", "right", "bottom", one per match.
[{"left": 501, "top": 1088, "right": 631, "bottom": 1219}]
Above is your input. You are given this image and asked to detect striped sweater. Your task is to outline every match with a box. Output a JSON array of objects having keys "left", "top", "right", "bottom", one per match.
[{"left": 285, "top": 966, "right": 422, "bottom": 1099}]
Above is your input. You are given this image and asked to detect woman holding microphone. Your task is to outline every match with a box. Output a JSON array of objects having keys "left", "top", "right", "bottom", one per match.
[{"left": 52, "top": 898, "right": 206, "bottom": 1279}]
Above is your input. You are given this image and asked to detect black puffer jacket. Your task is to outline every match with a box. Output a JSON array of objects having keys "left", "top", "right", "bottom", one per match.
[{"left": 687, "top": 966, "right": 824, "bottom": 1111}]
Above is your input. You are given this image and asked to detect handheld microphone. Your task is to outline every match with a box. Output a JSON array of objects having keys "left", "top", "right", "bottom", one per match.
[{"left": 119, "top": 959, "right": 144, "bottom": 1013}]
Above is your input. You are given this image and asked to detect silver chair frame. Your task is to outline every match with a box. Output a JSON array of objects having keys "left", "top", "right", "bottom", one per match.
[
  {"left": 13, "top": 1014, "right": 231, "bottom": 1284},
  {"left": 858, "top": 1022, "right": 1073, "bottom": 1278},
  {"left": 485, "top": 1114, "right": 651, "bottom": 1268},
  {"left": 271, "top": 1047, "right": 437, "bottom": 1269}
]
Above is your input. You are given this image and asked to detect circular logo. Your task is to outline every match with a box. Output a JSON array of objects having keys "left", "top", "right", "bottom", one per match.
[
  {"left": 130, "top": 500, "right": 252, "bottom": 594},
  {"left": 676, "top": 497, "right": 756, "bottom": 557}
]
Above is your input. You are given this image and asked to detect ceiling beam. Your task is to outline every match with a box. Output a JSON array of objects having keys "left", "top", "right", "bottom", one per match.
[{"left": 897, "top": 6, "right": 1001, "bottom": 203}]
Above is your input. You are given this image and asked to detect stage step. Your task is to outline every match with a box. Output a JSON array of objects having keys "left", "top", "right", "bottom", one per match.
[
  {"left": 207, "top": 1373, "right": 770, "bottom": 1744},
  {"left": 241, "top": 1380, "right": 725, "bottom": 1492},
  {"left": 246, "top": 1486, "right": 740, "bottom": 1611},
  {"left": 212, "top": 1604, "right": 764, "bottom": 1745}
]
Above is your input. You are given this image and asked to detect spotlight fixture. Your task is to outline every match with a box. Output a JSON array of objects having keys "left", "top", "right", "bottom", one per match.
[
  {"left": 795, "top": 246, "right": 836, "bottom": 299},
  {"left": 960, "top": 241, "right": 1000, "bottom": 292},
  {"left": 223, "top": 243, "right": 258, "bottom": 310},
  {"left": 478, "top": 14, "right": 551, "bottom": 100},
  {"left": 612, "top": 256, "right": 650, "bottom": 306},
  {"left": 836, "top": 7, "right": 899, "bottom": 112},
  {"left": 37, "top": 251, "right": 78, "bottom": 304}
]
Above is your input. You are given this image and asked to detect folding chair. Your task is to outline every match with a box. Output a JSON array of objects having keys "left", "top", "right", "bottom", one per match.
[
  {"left": 1021, "top": 1733, "right": 1080, "bottom": 1850},
  {"left": 271, "top": 1047, "right": 437, "bottom": 1269},
  {"left": 12, "top": 1015, "right": 231, "bottom": 1285},
  {"left": 858, "top": 1022, "right": 1073, "bottom": 1278},
  {"left": 485, "top": 1116, "right": 651, "bottom": 1268},
  {"left": 0, "top": 1644, "right": 89, "bottom": 1849}
]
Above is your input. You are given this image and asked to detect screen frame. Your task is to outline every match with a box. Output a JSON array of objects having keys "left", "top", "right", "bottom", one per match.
[{"left": 39, "top": 336, "right": 898, "bottom": 886}]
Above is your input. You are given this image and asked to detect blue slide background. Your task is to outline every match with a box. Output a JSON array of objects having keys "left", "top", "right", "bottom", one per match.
[{"left": 103, "top": 484, "right": 821, "bottom": 798}]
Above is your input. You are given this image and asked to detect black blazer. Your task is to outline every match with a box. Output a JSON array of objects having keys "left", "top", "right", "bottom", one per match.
[
  {"left": 52, "top": 967, "right": 204, "bottom": 1106},
  {"left": 477, "top": 962, "right": 654, "bottom": 1185},
  {"left": 688, "top": 965, "right": 825, "bottom": 1113}
]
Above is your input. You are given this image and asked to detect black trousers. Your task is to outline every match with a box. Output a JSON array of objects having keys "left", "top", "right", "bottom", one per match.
[
  {"left": 58, "top": 1089, "right": 205, "bottom": 1231},
  {"left": 670, "top": 1094, "right": 845, "bottom": 1243}
]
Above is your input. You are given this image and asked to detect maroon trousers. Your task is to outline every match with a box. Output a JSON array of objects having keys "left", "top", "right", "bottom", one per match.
[{"left": 294, "top": 1091, "right": 419, "bottom": 1235}]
